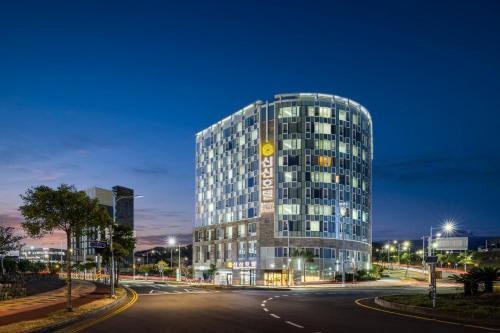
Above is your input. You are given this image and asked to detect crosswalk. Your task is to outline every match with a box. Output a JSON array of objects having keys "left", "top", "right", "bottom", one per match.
[{"left": 122, "top": 283, "right": 216, "bottom": 296}]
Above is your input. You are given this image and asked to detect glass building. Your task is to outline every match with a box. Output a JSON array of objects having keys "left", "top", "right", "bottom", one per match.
[{"left": 193, "top": 93, "right": 373, "bottom": 286}]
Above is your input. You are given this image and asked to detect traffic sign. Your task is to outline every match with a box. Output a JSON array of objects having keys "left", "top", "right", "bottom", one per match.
[
  {"left": 425, "top": 256, "right": 438, "bottom": 263},
  {"left": 89, "top": 240, "right": 107, "bottom": 248}
]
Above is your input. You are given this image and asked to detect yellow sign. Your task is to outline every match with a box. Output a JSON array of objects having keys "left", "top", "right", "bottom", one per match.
[{"left": 262, "top": 142, "right": 274, "bottom": 157}]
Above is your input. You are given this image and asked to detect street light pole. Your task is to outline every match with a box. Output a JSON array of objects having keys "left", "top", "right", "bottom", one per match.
[{"left": 110, "top": 193, "right": 143, "bottom": 298}]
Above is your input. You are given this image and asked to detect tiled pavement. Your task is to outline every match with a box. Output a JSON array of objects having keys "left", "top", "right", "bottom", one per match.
[{"left": 0, "top": 280, "right": 97, "bottom": 325}]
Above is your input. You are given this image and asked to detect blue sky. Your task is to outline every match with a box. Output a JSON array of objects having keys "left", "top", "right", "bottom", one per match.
[{"left": 1, "top": 0, "right": 499, "bottom": 249}]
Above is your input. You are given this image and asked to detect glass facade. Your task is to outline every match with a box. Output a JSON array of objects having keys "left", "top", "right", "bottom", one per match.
[{"left": 193, "top": 93, "right": 373, "bottom": 285}]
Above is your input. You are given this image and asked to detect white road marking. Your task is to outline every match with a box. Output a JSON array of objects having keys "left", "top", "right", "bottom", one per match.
[
  {"left": 283, "top": 294, "right": 289, "bottom": 297},
  {"left": 263, "top": 308, "right": 269, "bottom": 312},
  {"left": 274, "top": 295, "right": 280, "bottom": 298},
  {"left": 285, "top": 321, "right": 304, "bottom": 328},
  {"left": 263, "top": 300, "right": 267, "bottom": 303},
  {"left": 270, "top": 314, "right": 280, "bottom": 319},
  {"left": 261, "top": 303, "right": 265, "bottom": 307},
  {"left": 268, "top": 298, "right": 273, "bottom": 300},
  {"left": 149, "top": 290, "right": 154, "bottom": 294},
  {"left": 184, "top": 289, "right": 190, "bottom": 292}
]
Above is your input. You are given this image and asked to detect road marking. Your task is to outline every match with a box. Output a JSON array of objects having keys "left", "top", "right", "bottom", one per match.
[
  {"left": 283, "top": 294, "right": 289, "bottom": 297},
  {"left": 263, "top": 308, "right": 269, "bottom": 312},
  {"left": 261, "top": 303, "right": 265, "bottom": 307},
  {"left": 268, "top": 297, "right": 273, "bottom": 300},
  {"left": 354, "top": 298, "right": 500, "bottom": 332},
  {"left": 184, "top": 289, "right": 190, "bottom": 292},
  {"left": 270, "top": 314, "right": 280, "bottom": 318},
  {"left": 263, "top": 300, "right": 267, "bottom": 303},
  {"left": 285, "top": 321, "right": 304, "bottom": 328},
  {"left": 274, "top": 295, "right": 280, "bottom": 298},
  {"left": 149, "top": 290, "right": 154, "bottom": 294},
  {"left": 63, "top": 288, "right": 139, "bottom": 333}
]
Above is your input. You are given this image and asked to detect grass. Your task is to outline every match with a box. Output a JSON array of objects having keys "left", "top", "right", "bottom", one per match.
[
  {"left": 0, "top": 287, "right": 126, "bottom": 333},
  {"left": 383, "top": 293, "right": 500, "bottom": 324},
  {"left": 383, "top": 268, "right": 428, "bottom": 282}
]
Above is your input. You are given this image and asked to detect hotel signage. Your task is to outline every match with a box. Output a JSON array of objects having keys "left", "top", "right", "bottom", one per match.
[
  {"left": 233, "top": 261, "right": 257, "bottom": 269},
  {"left": 260, "top": 103, "right": 275, "bottom": 215}
]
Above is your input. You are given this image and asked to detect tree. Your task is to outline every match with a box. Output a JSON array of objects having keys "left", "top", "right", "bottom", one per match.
[
  {"left": 292, "top": 248, "right": 315, "bottom": 283},
  {"left": 156, "top": 260, "right": 169, "bottom": 280},
  {"left": 450, "top": 272, "right": 479, "bottom": 296},
  {"left": 469, "top": 266, "right": 500, "bottom": 293},
  {"left": 458, "top": 252, "right": 475, "bottom": 272},
  {"left": 96, "top": 224, "right": 135, "bottom": 286},
  {"left": 0, "top": 226, "right": 24, "bottom": 278},
  {"left": 207, "top": 263, "right": 217, "bottom": 283},
  {"left": 19, "top": 184, "right": 112, "bottom": 311}
]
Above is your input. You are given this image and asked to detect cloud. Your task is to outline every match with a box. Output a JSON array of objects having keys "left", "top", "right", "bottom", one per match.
[{"left": 374, "top": 154, "right": 500, "bottom": 184}]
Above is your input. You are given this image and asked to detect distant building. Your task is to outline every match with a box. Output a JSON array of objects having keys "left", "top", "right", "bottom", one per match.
[
  {"left": 71, "top": 185, "right": 135, "bottom": 266},
  {"left": 193, "top": 93, "right": 373, "bottom": 286},
  {"left": 478, "top": 238, "right": 500, "bottom": 252},
  {"left": 20, "top": 247, "right": 65, "bottom": 264}
]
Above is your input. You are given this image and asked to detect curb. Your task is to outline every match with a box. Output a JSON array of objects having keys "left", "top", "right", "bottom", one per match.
[
  {"left": 190, "top": 285, "right": 292, "bottom": 291},
  {"left": 28, "top": 287, "right": 131, "bottom": 333},
  {"left": 374, "top": 296, "right": 500, "bottom": 329}
]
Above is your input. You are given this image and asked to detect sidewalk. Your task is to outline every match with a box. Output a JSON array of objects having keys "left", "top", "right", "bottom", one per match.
[{"left": 0, "top": 280, "right": 103, "bottom": 326}]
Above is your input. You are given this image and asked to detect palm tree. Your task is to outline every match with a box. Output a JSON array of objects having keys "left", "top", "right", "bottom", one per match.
[
  {"left": 292, "top": 249, "right": 315, "bottom": 283},
  {"left": 449, "top": 273, "right": 479, "bottom": 296},
  {"left": 469, "top": 266, "right": 500, "bottom": 293}
]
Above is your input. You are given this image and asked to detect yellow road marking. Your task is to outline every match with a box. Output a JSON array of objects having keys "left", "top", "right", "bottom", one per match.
[
  {"left": 354, "top": 297, "right": 500, "bottom": 332},
  {"left": 62, "top": 289, "right": 139, "bottom": 333}
]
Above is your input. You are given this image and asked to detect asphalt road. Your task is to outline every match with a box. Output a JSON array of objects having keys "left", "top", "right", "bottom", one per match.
[{"left": 77, "top": 282, "right": 488, "bottom": 333}]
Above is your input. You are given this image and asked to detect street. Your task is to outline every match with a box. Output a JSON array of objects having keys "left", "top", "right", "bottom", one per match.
[{"left": 76, "top": 282, "right": 484, "bottom": 333}]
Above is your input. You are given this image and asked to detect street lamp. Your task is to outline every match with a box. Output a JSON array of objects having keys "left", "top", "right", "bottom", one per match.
[
  {"left": 167, "top": 237, "right": 181, "bottom": 281},
  {"left": 110, "top": 193, "right": 143, "bottom": 298}
]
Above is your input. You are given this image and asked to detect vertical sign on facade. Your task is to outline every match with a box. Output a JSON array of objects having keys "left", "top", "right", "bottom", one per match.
[{"left": 260, "top": 103, "right": 275, "bottom": 214}]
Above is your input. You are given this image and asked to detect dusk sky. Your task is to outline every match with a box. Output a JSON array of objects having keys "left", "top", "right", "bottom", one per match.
[{"left": 1, "top": 1, "right": 499, "bottom": 249}]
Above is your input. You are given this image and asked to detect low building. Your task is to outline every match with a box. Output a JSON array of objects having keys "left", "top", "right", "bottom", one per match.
[{"left": 20, "top": 247, "right": 65, "bottom": 264}]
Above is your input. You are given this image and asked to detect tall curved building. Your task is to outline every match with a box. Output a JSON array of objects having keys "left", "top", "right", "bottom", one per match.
[{"left": 193, "top": 93, "right": 373, "bottom": 285}]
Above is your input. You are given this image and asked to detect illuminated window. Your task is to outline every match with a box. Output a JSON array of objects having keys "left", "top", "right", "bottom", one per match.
[
  {"left": 318, "top": 156, "right": 332, "bottom": 167},
  {"left": 339, "top": 110, "right": 347, "bottom": 121},
  {"left": 279, "top": 106, "right": 300, "bottom": 118},
  {"left": 339, "top": 142, "right": 347, "bottom": 153},
  {"left": 307, "top": 106, "right": 315, "bottom": 116},
  {"left": 314, "top": 122, "right": 331, "bottom": 134},
  {"left": 283, "top": 139, "right": 301, "bottom": 150},
  {"left": 352, "top": 145, "right": 358, "bottom": 156},
  {"left": 319, "top": 107, "right": 331, "bottom": 118}
]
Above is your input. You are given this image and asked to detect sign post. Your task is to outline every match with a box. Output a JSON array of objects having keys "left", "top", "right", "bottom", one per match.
[{"left": 425, "top": 256, "right": 438, "bottom": 308}]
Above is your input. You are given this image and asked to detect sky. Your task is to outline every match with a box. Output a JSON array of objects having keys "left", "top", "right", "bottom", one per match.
[{"left": 1, "top": 0, "right": 499, "bottom": 250}]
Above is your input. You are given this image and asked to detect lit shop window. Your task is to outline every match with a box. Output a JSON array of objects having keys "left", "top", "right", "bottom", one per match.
[{"left": 318, "top": 156, "right": 332, "bottom": 167}]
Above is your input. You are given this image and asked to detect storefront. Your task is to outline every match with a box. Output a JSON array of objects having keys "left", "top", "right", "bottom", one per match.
[
  {"left": 215, "top": 269, "right": 233, "bottom": 285},
  {"left": 264, "top": 270, "right": 289, "bottom": 286},
  {"left": 240, "top": 269, "right": 256, "bottom": 285}
]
